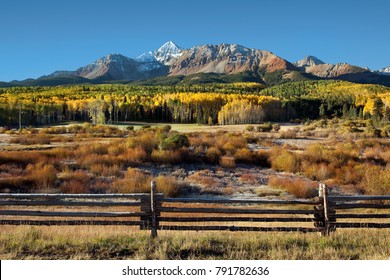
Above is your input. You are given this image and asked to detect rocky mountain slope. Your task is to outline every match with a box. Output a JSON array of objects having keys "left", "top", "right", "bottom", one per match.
[
  {"left": 168, "top": 44, "right": 297, "bottom": 76},
  {"left": 294, "top": 56, "right": 325, "bottom": 68},
  {"left": 3, "top": 41, "right": 390, "bottom": 87}
]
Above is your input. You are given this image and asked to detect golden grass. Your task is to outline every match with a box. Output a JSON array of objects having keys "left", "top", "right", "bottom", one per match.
[{"left": 0, "top": 225, "right": 389, "bottom": 260}]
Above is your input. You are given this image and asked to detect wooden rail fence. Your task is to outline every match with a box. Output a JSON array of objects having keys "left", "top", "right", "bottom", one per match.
[{"left": 0, "top": 183, "right": 389, "bottom": 237}]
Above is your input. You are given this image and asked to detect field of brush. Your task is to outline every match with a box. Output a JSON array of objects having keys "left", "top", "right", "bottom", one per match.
[{"left": 1, "top": 120, "right": 390, "bottom": 259}]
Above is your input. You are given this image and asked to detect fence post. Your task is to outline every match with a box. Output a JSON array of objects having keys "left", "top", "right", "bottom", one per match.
[
  {"left": 150, "top": 181, "right": 158, "bottom": 238},
  {"left": 314, "top": 184, "right": 324, "bottom": 234},
  {"left": 319, "top": 183, "right": 330, "bottom": 236}
]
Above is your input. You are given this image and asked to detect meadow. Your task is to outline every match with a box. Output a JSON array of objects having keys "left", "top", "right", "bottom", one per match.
[
  {"left": 1, "top": 80, "right": 390, "bottom": 260},
  {"left": 1, "top": 225, "right": 389, "bottom": 259}
]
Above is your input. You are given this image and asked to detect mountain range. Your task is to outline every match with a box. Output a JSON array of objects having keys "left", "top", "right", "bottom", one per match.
[{"left": 2, "top": 41, "right": 390, "bottom": 87}]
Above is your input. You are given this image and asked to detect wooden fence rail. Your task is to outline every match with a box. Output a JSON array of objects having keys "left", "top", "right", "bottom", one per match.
[{"left": 0, "top": 183, "right": 389, "bottom": 237}]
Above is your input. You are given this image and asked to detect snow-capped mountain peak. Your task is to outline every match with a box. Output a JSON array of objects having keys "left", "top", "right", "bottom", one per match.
[
  {"left": 378, "top": 66, "right": 390, "bottom": 74},
  {"left": 136, "top": 41, "right": 182, "bottom": 65},
  {"left": 294, "top": 55, "right": 325, "bottom": 67}
]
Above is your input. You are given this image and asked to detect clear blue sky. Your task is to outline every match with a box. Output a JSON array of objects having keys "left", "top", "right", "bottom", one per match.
[{"left": 1, "top": 0, "right": 389, "bottom": 81}]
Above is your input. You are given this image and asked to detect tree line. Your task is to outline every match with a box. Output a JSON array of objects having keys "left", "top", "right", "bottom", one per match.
[{"left": 0, "top": 81, "right": 389, "bottom": 127}]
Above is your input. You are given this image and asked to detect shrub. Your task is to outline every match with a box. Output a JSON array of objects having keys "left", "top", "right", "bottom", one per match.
[
  {"left": 26, "top": 163, "right": 57, "bottom": 190},
  {"left": 121, "top": 148, "right": 148, "bottom": 165},
  {"left": 234, "top": 148, "right": 255, "bottom": 164},
  {"left": 303, "top": 162, "right": 335, "bottom": 181},
  {"left": 216, "top": 134, "right": 247, "bottom": 152},
  {"left": 252, "top": 150, "right": 270, "bottom": 167},
  {"left": 257, "top": 122, "right": 272, "bottom": 132},
  {"left": 60, "top": 180, "right": 89, "bottom": 194},
  {"left": 279, "top": 129, "right": 297, "bottom": 139},
  {"left": 0, "top": 176, "right": 35, "bottom": 192},
  {"left": 268, "top": 176, "right": 317, "bottom": 198},
  {"left": 59, "top": 170, "right": 91, "bottom": 184},
  {"left": 325, "top": 144, "right": 358, "bottom": 168},
  {"left": 10, "top": 135, "right": 51, "bottom": 145},
  {"left": 161, "top": 133, "right": 189, "bottom": 150},
  {"left": 206, "top": 147, "right": 222, "bottom": 164},
  {"left": 246, "top": 125, "right": 254, "bottom": 132},
  {"left": 111, "top": 169, "right": 181, "bottom": 197},
  {"left": 360, "top": 165, "right": 390, "bottom": 195},
  {"left": 126, "top": 126, "right": 134, "bottom": 131},
  {"left": 162, "top": 125, "right": 171, "bottom": 132},
  {"left": 303, "top": 144, "right": 327, "bottom": 164},
  {"left": 90, "top": 164, "right": 122, "bottom": 177},
  {"left": 272, "top": 124, "right": 281, "bottom": 132},
  {"left": 151, "top": 149, "right": 186, "bottom": 164},
  {"left": 0, "top": 151, "right": 44, "bottom": 166},
  {"left": 220, "top": 156, "right": 236, "bottom": 168},
  {"left": 334, "top": 163, "right": 365, "bottom": 185},
  {"left": 154, "top": 176, "right": 181, "bottom": 197},
  {"left": 113, "top": 169, "right": 150, "bottom": 193},
  {"left": 269, "top": 147, "right": 300, "bottom": 173},
  {"left": 141, "top": 125, "right": 151, "bottom": 130},
  {"left": 127, "top": 132, "right": 157, "bottom": 154}
]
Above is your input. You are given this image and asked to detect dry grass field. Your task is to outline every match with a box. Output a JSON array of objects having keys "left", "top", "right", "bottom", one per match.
[{"left": 0, "top": 225, "right": 389, "bottom": 259}]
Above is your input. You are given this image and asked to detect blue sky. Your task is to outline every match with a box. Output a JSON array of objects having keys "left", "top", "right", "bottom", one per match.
[{"left": 0, "top": 0, "right": 389, "bottom": 81}]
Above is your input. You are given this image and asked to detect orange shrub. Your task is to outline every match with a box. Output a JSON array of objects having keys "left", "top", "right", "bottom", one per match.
[
  {"left": 302, "top": 162, "right": 335, "bottom": 181},
  {"left": 154, "top": 176, "right": 181, "bottom": 197},
  {"left": 234, "top": 148, "right": 255, "bottom": 164},
  {"left": 107, "top": 142, "right": 127, "bottom": 156},
  {"left": 113, "top": 169, "right": 150, "bottom": 193},
  {"left": 0, "top": 151, "right": 44, "bottom": 166},
  {"left": 268, "top": 176, "right": 317, "bottom": 198},
  {"left": 206, "top": 147, "right": 222, "bottom": 164},
  {"left": 325, "top": 146, "right": 357, "bottom": 168},
  {"left": 26, "top": 163, "right": 57, "bottom": 190},
  {"left": 60, "top": 179, "right": 89, "bottom": 193},
  {"left": 59, "top": 170, "right": 91, "bottom": 184},
  {"left": 220, "top": 156, "right": 236, "bottom": 168},
  {"left": 127, "top": 131, "right": 157, "bottom": 154},
  {"left": 151, "top": 149, "right": 186, "bottom": 164},
  {"left": 334, "top": 163, "right": 365, "bottom": 185},
  {"left": 90, "top": 164, "right": 122, "bottom": 177},
  {"left": 216, "top": 134, "right": 246, "bottom": 153},
  {"left": 121, "top": 148, "right": 148, "bottom": 165}
]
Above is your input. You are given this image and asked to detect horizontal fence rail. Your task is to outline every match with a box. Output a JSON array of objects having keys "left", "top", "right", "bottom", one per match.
[
  {"left": 326, "top": 192, "right": 390, "bottom": 231},
  {"left": 1, "top": 183, "right": 389, "bottom": 237},
  {"left": 158, "top": 196, "right": 319, "bottom": 234},
  {"left": 0, "top": 193, "right": 150, "bottom": 228}
]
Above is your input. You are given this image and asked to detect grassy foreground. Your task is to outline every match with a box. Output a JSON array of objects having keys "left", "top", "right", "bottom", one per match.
[{"left": 0, "top": 226, "right": 389, "bottom": 260}]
